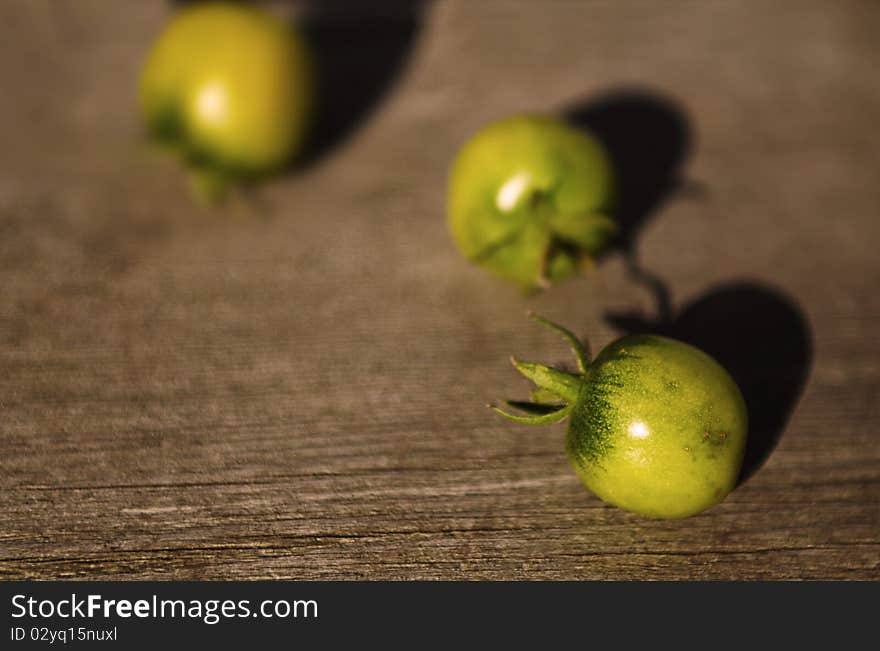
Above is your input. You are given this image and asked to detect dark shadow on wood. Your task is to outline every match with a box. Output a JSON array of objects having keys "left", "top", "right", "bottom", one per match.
[
  {"left": 293, "top": 0, "right": 427, "bottom": 169},
  {"left": 606, "top": 280, "right": 813, "bottom": 485},
  {"left": 562, "top": 87, "right": 694, "bottom": 263}
]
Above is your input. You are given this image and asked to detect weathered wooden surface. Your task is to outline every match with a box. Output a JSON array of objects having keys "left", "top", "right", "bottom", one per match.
[{"left": 1, "top": 1, "right": 878, "bottom": 580}]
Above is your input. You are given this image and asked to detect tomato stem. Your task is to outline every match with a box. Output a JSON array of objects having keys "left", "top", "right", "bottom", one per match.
[
  {"left": 189, "top": 167, "right": 231, "bottom": 205},
  {"left": 490, "top": 403, "right": 572, "bottom": 426},
  {"left": 491, "top": 314, "right": 592, "bottom": 426},
  {"left": 528, "top": 313, "right": 591, "bottom": 371},
  {"left": 510, "top": 357, "right": 581, "bottom": 404}
]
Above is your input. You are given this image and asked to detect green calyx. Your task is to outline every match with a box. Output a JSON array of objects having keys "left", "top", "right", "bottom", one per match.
[
  {"left": 490, "top": 313, "right": 590, "bottom": 424},
  {"left": 188, "top": 166, "right": 233, "bottom": 204},
  {"left": 471, "top": 192, "right": 616, "bottom": 291}
]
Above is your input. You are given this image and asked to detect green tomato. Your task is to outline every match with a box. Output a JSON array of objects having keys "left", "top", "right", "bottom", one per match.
[
  {"left": 140, "top": 1, "right": 312, "bottom": 187},
  {"left": 493, "top": 315, "right": 748, "bottom": 519},
  {"left": 447, "top": 115, "right": 615, "bottom": 291}
]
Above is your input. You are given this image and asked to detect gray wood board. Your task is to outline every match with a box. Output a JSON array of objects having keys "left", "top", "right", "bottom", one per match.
[{"left": 1, "top": 1, "right": 878, "bottom": 579}]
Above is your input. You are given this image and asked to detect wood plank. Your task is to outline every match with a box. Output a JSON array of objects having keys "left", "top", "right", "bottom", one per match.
[{"left": 1, "top": 0, "right": 878, "bottom": 579}]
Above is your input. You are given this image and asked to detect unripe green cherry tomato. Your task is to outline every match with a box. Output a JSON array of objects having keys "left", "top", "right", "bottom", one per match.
[
  {"left": 140, "top": 1, "right": 312, "bottom": 185},
  {"left": 493, "top": 315, "right": 748, "bottom": 519},
  {"left": 447, "top": 115, "right": 615, "bottom": 291}
]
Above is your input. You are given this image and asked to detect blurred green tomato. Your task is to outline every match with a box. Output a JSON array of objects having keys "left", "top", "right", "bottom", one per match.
[
  {"left": 447, "top": 115, "right": 615, "bottom": 291},
  {"left": 140, "top": 1, "right": 312, "bottom": 189}
]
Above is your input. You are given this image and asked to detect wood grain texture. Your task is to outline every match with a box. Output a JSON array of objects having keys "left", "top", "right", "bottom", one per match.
[{"left": 1, "top": 0, "right": 878, "bottom": 580}]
